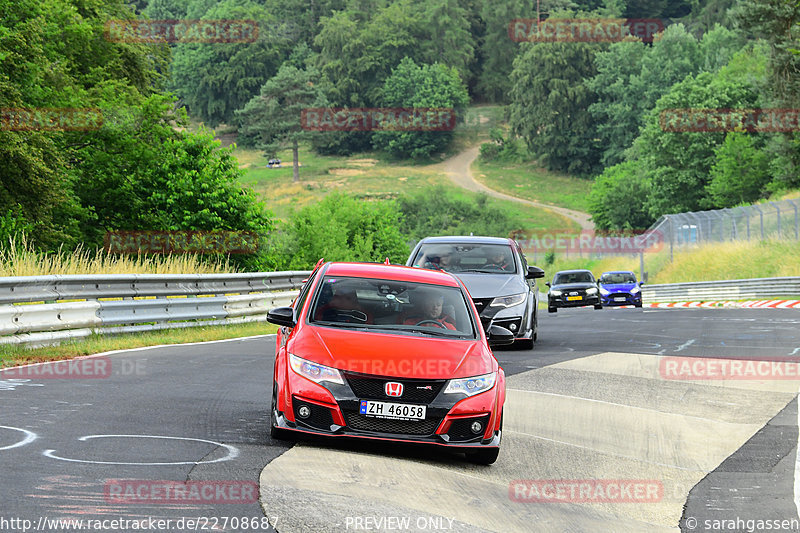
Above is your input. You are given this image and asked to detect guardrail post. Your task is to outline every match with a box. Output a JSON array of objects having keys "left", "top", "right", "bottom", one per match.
[{"left": 789, "top": 199, "right": 798, "bottom": 240}]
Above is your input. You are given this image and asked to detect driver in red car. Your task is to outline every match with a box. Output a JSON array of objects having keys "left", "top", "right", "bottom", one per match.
[{"left": 403, "top": 291, "right": 456, "bottom": 330}]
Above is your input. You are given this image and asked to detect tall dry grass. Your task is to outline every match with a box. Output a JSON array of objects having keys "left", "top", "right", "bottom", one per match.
[{"left": 0, "top": 237, "right": 235, "bottom": 277}]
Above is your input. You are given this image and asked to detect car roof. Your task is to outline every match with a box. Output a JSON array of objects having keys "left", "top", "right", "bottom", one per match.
[
  {"left": 417, "top": 236, "right": 514, "bottom": 246},
  {"left": 323, "top": 262, "right": 461, "bottom": 287},
  {"left": 601, "top": 270, "right": 635, "bottom": 275},
  {"left": 554, "top": 269, "right": 594, "bottom": 275}
]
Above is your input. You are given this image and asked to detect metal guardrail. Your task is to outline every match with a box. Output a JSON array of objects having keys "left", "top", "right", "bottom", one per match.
[
  {"left": 0, "top": 272, "right": 310, "bottom": 347},
  {"left": 642, "top": 276, "right": 800, "bottom": 303}
]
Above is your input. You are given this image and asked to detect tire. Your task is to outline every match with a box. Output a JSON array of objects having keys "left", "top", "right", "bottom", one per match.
[
  {"left": 468, "top": 447, "right": 500, "bottom": 465},
  {"left": 548, "top": 307, "right": 557, "bottom": 313},
  {"left": 635, "top": 302, "right": 643, "bottom": 308},
  {"left": 594, "top": 304, "right": 603, "bottom": 310},
  {"left": 270, "top": 380, "right": 290, "bottom": 441}
]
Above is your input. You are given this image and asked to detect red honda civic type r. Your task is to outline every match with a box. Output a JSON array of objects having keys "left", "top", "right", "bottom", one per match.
[{"left": 266, "top": 261, "right": 513, "bottom": 464}]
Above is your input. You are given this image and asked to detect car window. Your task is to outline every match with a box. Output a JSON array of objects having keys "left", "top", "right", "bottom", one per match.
[
  {"left": 554, "top": 272, "right": 594, "bottom": 284},
  {"left": 600, "top": 273, "right": 637, "bottom": 284},
  {"left": 307, "top": 276, "right": 476, "bottom": 338},
  {"left": 411, "top": 243, "right": 517, "bottom": 273}
]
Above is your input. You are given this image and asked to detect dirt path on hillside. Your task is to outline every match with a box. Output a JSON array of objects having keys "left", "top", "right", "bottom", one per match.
[{"left": 437, "top": 145, "right": 595, "bottom": 230}]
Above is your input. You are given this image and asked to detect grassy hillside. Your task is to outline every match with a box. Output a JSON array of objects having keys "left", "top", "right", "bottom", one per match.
[{"left": 532, "top": 239, "right": 800, "bottom": 286}]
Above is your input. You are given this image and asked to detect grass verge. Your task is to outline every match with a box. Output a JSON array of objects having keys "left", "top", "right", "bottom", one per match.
[
  {"left": 0, "top": 322, "right": 277, "bottom": 367},
  {"left": 473, "top": 158, "right": 593, "bottom": 214}
]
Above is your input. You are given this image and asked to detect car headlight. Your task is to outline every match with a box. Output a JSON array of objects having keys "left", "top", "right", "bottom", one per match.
[
  {"left": 289, "top": 353, "right": 344, "bottom": 385},
  {"left": 488, "top": 293, "right": 526, "bottom": 308},
  {"left": 444, "top": 372, "right": 496, "bottom": 397},
  {"left": 599, "top": 287, "right": 610, "bottom": 295},
  {"left": 550, "top": 290, "right": 562, "bottom": 297},
  {"left": 630, "top": 286, "right": 640, "bottom": 294},
  {"left": 586, "top": 287, "right": 598, "bottom": 295}
]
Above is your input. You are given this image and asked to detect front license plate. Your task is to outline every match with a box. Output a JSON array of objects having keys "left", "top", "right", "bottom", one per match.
[
  {"left": 359, "top": 400, "right": 426, "bottom": 420},
  {"left": 614, "top": 297, "right": 627, "bottom": 302},
  {"left": 566, "top": 296, "right": 582, "bottom": 301}
]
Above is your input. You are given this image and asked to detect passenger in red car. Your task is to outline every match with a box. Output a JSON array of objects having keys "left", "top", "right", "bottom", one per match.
[
  {"left": 403, "top": 292, "right": 456, "bottom": 330},
  {"left": 315, "top": 286, "right": 372, "bottom": 323}
]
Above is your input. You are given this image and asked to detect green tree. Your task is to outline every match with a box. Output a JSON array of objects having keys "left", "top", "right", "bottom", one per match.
[
  {"left": 372, "top": 57, "right": 470, "bottom": 159},
  {"left": 421, "top": 0, "right": 475, "bottom": 83},
  {"left": 169, "top": 0, "right": 292, "bottom": 126},
  {"left": 477, "top": 0, "right": 535, "bottom": 102},
  {"left": 587, "top": 161, "right": 654, "bottom": 230},
  {"left": 509, "top": 37, "right": 606, "bottom": 176},
  {"left": 633, "top": 48, "right": 765, "bottom": 217},
  {"left": 235, "top": 64, "right": 328, "bottom": 182},
  {"left": 706, "top": 133, "right": 770, "bottom": 208},
  {"left": 268, "top": 192, "right": 410, "bottom": 270}
]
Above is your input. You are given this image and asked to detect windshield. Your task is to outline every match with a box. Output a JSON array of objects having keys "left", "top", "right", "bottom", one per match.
[
  {"left": 308, "top": 275, "right": 476, "bottom": 338},
  {"left": 600, "top": 272, "right": 637, "bottom": 284},
  {"left": 553, "top": 271, "right": 595, "bottom": 284},
  {"left": 411, "top": 243, "right": 516, "bottom": 274}
]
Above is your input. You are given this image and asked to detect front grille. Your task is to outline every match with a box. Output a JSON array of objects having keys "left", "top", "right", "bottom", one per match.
[
  {"left": 343, "top": 372, "right": 445, "bottom": 404},
  {"left": 345, "top": 412, "right": 441, "bottom": 436},
  {"left": 447, "top": 415, "right": 490, "bottom": 442},
  {"left": 472, "top": 298, "right": 493, "bottom": 314},
  {"left": 293, "top": 400, "right": 335, "bottom": 431}
]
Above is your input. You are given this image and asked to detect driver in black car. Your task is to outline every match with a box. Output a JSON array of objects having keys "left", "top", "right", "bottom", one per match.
[
  {"left": 403, "top": 291, "right": 456, "bottom": 330},
  {"left": 421, "top": 246, "right": 460, "bottom": 272}
]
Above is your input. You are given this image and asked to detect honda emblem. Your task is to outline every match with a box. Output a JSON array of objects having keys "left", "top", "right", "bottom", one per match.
[{"left": 385, "top": 382, "right": 403, "bottom": 397}]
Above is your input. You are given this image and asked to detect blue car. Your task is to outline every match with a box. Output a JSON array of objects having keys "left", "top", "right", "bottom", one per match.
[{"left": 598, "top": 271, "right": 643, "bottom": 308}]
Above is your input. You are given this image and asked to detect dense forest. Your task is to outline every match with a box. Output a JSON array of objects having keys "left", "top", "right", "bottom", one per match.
[{"left": 1, "top": 0, "right": 798, "bottom": 268}]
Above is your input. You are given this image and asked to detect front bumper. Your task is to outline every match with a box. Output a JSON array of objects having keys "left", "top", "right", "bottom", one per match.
[
  {"left": 276, "top": 370, "right": 502, "bottom": 449},
  {"left": 549, "top": 294, "right": 600, "bottom": 308},
  {"left": 601, "top": 292, "right": 642, "bottom": 306}
]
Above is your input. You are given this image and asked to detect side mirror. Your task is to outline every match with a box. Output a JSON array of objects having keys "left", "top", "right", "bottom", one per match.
[
  {"left": 487, "top": 324, "right": 515, "bottom": 346},
  {"left": 638, "top": 281, "right": 644, "bottom": 286},
  {"left": 267, "top": 306, "right": 296, "bottom": 328},
  {"left": 526, "top": 265, "right": 545, "bottom": 279},
  {"left": 545, "top": 282, "right": 551, "bottom": 287}
]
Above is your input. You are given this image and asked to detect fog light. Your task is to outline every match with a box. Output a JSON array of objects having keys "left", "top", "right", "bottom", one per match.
[
  {"left": 509, "top": 323, "right": 517, "bottom": 331},
  {"left": 298, "top": 405, "right": 311, "bottom": 419},
  {"left": 470, "top": 421, "right": 483, "bottom": 434}
]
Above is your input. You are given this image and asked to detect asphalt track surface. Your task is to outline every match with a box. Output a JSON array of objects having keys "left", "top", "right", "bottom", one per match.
[{"left": 2, "top": 308, "right": 800, "bottom": 532}]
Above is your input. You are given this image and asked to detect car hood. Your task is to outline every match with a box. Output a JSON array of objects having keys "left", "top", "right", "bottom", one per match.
[
  {"left": 291, "top": 325, "right": 497, "bottom": 379},
  {"left": 550, "top": 282, "right": 597, "bottom": 291},
  {"left": 451, "top": 272, "right": 525, "bottom": 300},
  {"left": 600, "top": 282, "right": 638, "bottom": 291}
]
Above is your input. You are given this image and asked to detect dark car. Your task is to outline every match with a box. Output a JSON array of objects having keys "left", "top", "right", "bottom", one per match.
[
  {"left": 267, "top": 261, "right": 512, "bottom": 464},
  {"left": 547, "top": 269, "right": 601, "bottom": 312},
  {"left": 598, "top": 270, "right": 643, "bottom": 307},
  {"left": 268, "top": 158, "right": 282, "bottom": 168},
  {"left": 407, "top": 236, "right": 545, "bottom": 349}
]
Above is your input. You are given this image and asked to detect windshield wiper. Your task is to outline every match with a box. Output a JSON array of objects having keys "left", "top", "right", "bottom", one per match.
[
  {"left": 405, "top": 328, "right": 465, "bottom": 338},
  {"left": 460, "top": 268, "right": 503, "bottom": 274}
]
